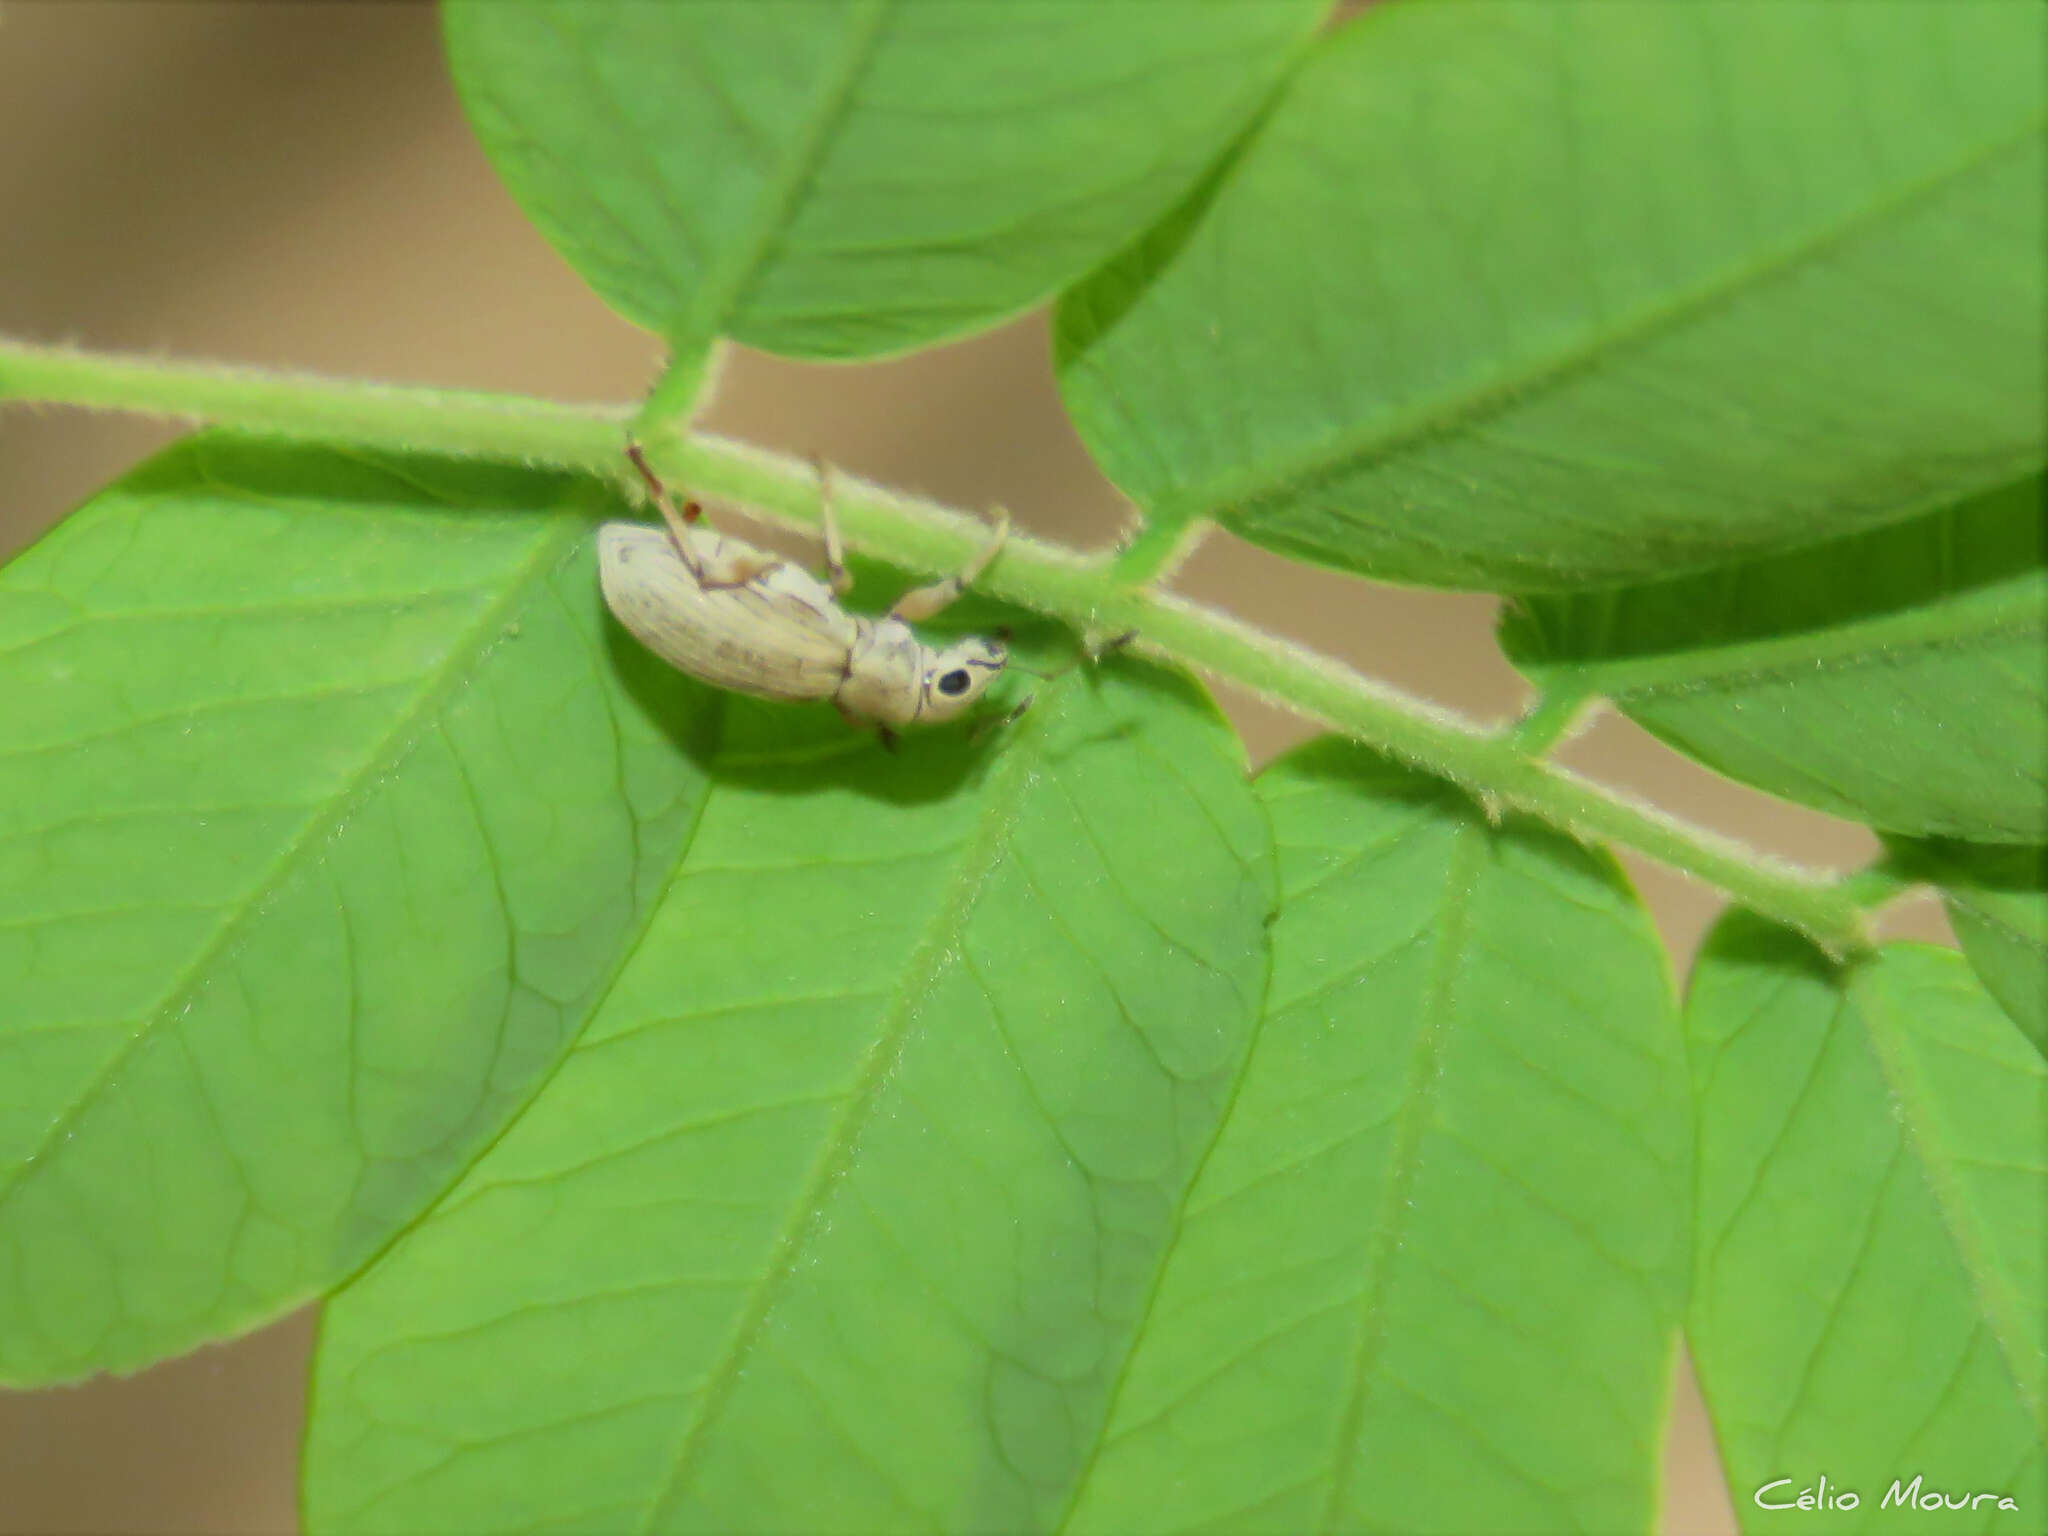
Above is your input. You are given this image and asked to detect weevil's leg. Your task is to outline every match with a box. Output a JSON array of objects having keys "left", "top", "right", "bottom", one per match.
[
  {"left": 832, "top": 695, "right": 900, "bottom": 752},
  {"left": 815, "top": 454, "right": 853, "bottom": 598},
  {"left": 626, "top": 442, "right": 711, "bottom": 581},
  {"left": 969, "top": 693, "right": 1034, "bottom": 742},
  {"left": 970, "top": 627, "right": 1138, "bottom": 741},
  {"left": 626, "top": 442, "right": 702, "bottom": 530},
  {"left": 658, "top": 498, "right": 715, "bottom": 580},
  {"left": 889, "top": 508, "right": 1010, "bottom": 623},
  {"left": 1087, "top": 627, "right": 1140, "bottom": 662}
]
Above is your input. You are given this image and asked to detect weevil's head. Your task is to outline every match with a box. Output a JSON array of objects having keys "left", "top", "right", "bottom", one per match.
[{"left": 918, "top": 633, "right": 1008, "bottom": 723}]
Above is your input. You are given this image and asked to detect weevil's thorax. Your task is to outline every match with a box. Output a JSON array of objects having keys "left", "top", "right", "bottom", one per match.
[
  {"left": 838, "top": 619, "right": 927, "bottom": 723},
  {"left": 839, "top": 619, "right": 1007, "bottom": 726}
]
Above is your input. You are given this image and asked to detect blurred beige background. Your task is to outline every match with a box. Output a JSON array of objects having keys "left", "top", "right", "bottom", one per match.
[{"left": 1, "top": 5, "right": 1946, "bottom": 1533}]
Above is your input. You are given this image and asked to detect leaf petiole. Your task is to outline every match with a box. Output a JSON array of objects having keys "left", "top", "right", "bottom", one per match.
[{"left": 0, "top": 334, "right": 1875, "bottom": 951}]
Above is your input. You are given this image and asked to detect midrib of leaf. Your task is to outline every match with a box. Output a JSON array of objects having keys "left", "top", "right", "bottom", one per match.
[
  {"left": 1536, "top": 581, "right": 2046, "bottom": 703},
  {"left": 1317, "top": 821, "right": 1487, "bottom": 1532},
  {"left": 308, "top": 696, "right": 729, "bottom": 1536},
  {"left": 1682, "top": 948, "right": 1817, "bottom": 1481},
  {"left": 664, "top": 0, "right": 890, "bottom": 364},
  {"left": 1948, "top": 893, "right": 2045, "bottom": 966},
  {"left": 1852, "top": 962, "right": 2048, "bottom": 1445},
  {"left": 635, "top": 686, "right": 1057, "bottom": 1535},
  {"left": 1156, "top": 113, "right": 2045, "bottom": 526},
  {"left": 1048, "top": 774, "right": 1281, "bottom": 1536},
  {"left": 0, "top": 518, "right": 586, "bottom": 1218}
]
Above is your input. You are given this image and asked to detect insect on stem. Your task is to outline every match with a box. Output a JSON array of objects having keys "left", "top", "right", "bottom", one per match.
[{"left": 598, "top": 444, "right": 1016, "bottom": 735}]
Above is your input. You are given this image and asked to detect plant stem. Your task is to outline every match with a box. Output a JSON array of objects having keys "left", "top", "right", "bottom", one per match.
[
  {"left": 0, "top": 340, "right": 632, "bottom": 474},
  {"left": 0, "top": 336, "right": 1872, "bottom": 951},
  {"left": 1502, "top": 686, "right": 1598, "bottom": 757},
  {"left": 1109, "top": 514, "right": 1201, "bottom": 586},
  {"left": 635, "top": 346, "right": 719, "bottom": 437},
  {"left": 1833, "top": 858, "right": 1923, "bottom": 913}
]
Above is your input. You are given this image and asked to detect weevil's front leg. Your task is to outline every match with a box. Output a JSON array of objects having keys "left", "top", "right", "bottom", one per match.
[
  {"left": 1085, "top": 627, "right": 1141, "bottom": 663},
  {"left": 626, "top": 442, "right": 711, "bottom": 582},
  {"left": 889, "top": 509, "right": 1010, "bottom": 623},
  {"left": 815, "top": 455, "right": 853, "bottom": 598},
  {"left": 969, "top": 627, "right": 1138, "bottom": 741}
]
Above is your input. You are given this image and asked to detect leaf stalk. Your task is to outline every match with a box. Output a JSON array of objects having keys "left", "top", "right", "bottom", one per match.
[{"left": 0, "top": 335, "right": 1872, "bottom": 951}]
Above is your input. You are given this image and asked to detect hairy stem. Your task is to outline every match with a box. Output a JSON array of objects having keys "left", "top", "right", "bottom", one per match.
[
  {"left": 0, "top": 341, "right": 635, "bottom": 472},
  {"left": 1503, "top": 687, "right": 1596, "bottom": 757},
  {"left": 0, "top": 336, "right": 1872, "bottom": 950}
]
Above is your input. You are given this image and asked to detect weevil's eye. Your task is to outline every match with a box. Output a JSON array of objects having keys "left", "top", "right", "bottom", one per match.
[{"left": 936, "top": 668, "right": 973, "bottom": 697}]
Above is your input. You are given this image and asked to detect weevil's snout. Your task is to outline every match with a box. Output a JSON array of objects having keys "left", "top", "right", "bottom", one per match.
[{"left": 921, "top": 634, "right": 1008, "bottom": 723}]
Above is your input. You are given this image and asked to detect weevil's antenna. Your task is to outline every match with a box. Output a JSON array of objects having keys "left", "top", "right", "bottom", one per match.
[
  {"left": 1006, "top": 629, "right": 1139, "bottom": 681},
  {"left": 974, "top": 629, "right": 1139, "bottom": 738}
]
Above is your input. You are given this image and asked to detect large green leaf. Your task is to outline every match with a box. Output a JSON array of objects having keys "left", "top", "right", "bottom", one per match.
[
  {"left": 1888, "top": 839, "right": 2048, "bottom": 1058},
  {"left": 0, "top": 438, "right": 711, "bottom": 1385},
  {"left": 1065, "top": 742, "right": 1691, "bottom": 1533},
  {"left": 444, "top": 0, "right": 1321, "bottom": 362},
  {"left": 1057, "top": 2, "right": 2047, "bottom": 591},
  {"left": 302, "top": 663, "right": 1274, "bottom": 1534},
  {"left": 1503, "top": 474, "right": 2047, "bottom": 843},
  {"left": 1688, "top": 919, "right": 2047, "bottom": 1531}
]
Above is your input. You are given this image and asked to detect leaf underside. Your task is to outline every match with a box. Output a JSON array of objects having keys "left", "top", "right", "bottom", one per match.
[
  {"left": 1503, "top": 473, "right": 2048, "bottom": 844},
  {"left": 0, "top": 437, "right": 710, "bottom": 1384},
  {"left": 1885, "top": 838, "right": 2048, "bottom": 1058},
  {"left": 302, "top": 735, "right": 1695, "bottom": 1535},
  {"left": 1067, "top": 741, "right": 1691, "bottom": 1535},
  {"left": 1688, "top": 918, "right": 2048, "bottom": 1534},
  {"left": 444, "top": 0, "right": 1323, "bottom": 362},
  {"left": 303, "top": 654, "right": 1275, "bottom": 1534},
  {"left": 1057, "top": 1, "right": 2047, "bottom": 591}
]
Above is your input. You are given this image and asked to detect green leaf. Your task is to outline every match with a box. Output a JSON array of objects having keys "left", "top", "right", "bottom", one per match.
[
  {"left": 1057, "top": 2, "right": 2047, "bottom": 591},
  {"left": 443, "top": 0, "right": 1321, "bottom": 363},
  {"left": 0, "top": 437, "right": 711, "bottom": 1385},
  {"left": 1889, "top": 839, "right": 2048, "bottom": 1058},
  {"left": 301, "top": 664, "right": 1274, "bottom": 1535},
  {"left": 1065, "top": 742, "right": 1690, "bottom": 1534},
  {"left": 1502, "top": 474, "right": 2047, "bottom": 843},
  {"left": 1688, "top": 918, "right": 2047, "bottom": 1531}
]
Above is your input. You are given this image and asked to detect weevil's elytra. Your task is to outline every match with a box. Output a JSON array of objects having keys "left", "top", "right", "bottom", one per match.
[{"left": 598, "top": 450, "right": 1012, "bottom": 733}]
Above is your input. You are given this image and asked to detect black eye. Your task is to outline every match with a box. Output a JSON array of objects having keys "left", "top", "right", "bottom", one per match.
[{"left": 936, "top": 669, "right": 973, "bottom": 697}]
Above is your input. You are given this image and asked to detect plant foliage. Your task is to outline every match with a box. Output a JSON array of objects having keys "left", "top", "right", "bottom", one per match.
[{"left": 1, "top": 2, "right": 2042, "bottom": 1532}]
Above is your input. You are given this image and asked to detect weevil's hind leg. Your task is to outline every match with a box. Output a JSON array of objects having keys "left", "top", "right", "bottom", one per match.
[
  {"left": 626, "top": 442, "right": 699, "bottom": 538},
  {"left": 626, "top": 441, "right": 712, "bottom": 582},
  {"left": 815, "top": 454, "right": 853, "bottom": 598},
  {"left": 658, "top": 499, "right": 717, "bottom": 582},
  {"left": 890, "top": 508, "right": 1010, "bottom": 623}
]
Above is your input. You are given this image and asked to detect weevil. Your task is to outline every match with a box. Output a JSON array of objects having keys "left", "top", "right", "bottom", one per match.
[{"left": 598, "top": 446, "right": 1014, "bottom": 737}]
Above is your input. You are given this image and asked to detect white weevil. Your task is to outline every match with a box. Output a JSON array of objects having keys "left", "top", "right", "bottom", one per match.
[{"left": 598, "top": 446, "right": 1014, "bottom": 737}]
